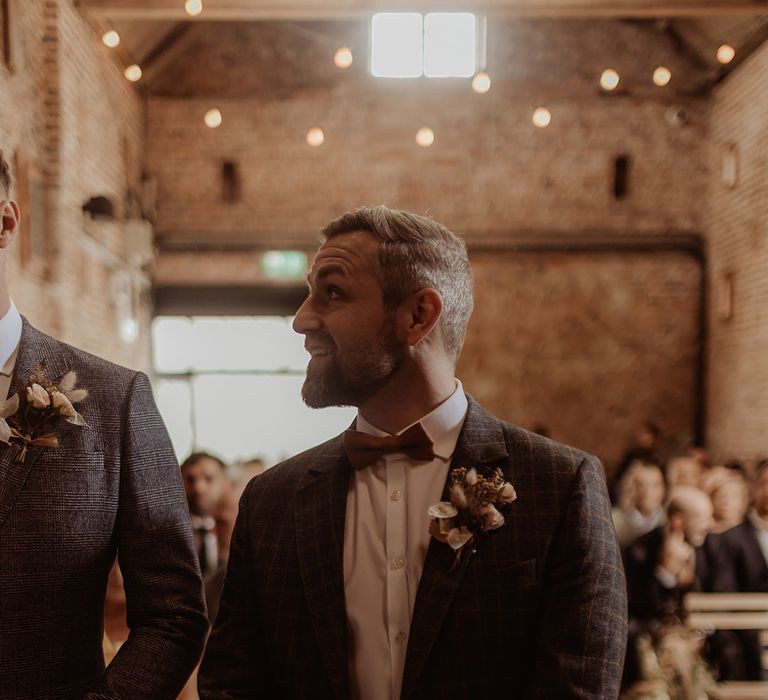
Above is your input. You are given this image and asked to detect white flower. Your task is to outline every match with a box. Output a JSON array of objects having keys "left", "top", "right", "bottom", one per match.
[
  {"left": 466, "top": 468, "right": 478, "bottom": 485},
  {"left": 450, "top": 484, "right": 468, "bottom": 509},
  {"left": 499, "top": 482, "right": 518, "bottom": 503},
  {"left": 447, "top": 526, "right": 473, "bottom": 550},
  {"left": 481, "top": 504, "right": 505, "bottom": 531},
  {"left": 57, "top": 371, "right": 88, "bottom": 403},
  {"left": 0, "top": 393, "right": 19, "bottom": 419},
  {"left": 0, "top": 419, "right": 11, "bottom": 444},
  {"left": 27, "top": 383, "right": 50, "bottom": 409},
  {"left": 52, "top": 391, "right": 77, "bottom": 418},
  {"left": 428, "top": 501, "right": 458, "bottom": 519}
]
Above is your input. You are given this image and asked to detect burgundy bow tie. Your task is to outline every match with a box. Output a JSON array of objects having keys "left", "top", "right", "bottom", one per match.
[{"left": 344, "top": 422, "right": 435, "bottom": 469}]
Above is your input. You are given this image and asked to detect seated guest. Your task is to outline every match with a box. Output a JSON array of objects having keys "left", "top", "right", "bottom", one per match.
[
  {"left": 623, "top": 487, "right": 713, "bottom": 688},
  {"left": 710, "top": 459, "right": 768, "bottom": 680},
  {"left": 700, "top": 466, "right": 749, "bottom": 534},
  {"left": 612, "top": 421, "right": 662, "bottom": 502},
  {"left": 666, "top": 454, "right": 705, "bottom": 490},
  {"left": 181, "top": 451, "right": 229, "bottom": 619},
  {"left": 613, "top": 461, "right": 667, "bottom": 549}
]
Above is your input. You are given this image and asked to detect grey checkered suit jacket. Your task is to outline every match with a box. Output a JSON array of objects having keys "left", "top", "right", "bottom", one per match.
[
  {"left": 0, "top": 319, "right": 208, "bottom": 699},
  {"left": 199, "top": 397, "right": 627, "bottom": 699}
]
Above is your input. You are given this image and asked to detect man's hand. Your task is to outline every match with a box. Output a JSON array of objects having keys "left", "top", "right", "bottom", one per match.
[{"left": 659, "top": 529, "right": 695, "bottom": 588}]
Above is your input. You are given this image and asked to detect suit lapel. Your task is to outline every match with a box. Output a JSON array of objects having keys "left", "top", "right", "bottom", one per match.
[
  {"left": 294, "top": 436, "right": 352, "bottom": 700},
  {"left": 0, "top": 319, "right": 68, "bottom": 529},
  {"left": 401, "top": 398, "right": 509, "bottom": 699}
]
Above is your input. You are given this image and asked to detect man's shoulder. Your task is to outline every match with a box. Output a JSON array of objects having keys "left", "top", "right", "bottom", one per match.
[
  {"left": 720, "top": 519, "right": 756, "bottom": 548},
  {"left": 467, "top": 399, "right": 597, "bottom": 473},
  {"left": 22, "top": 319, "right": 140, "bottom": 385},
  {"left": 243, "top": 433, "right": 346, "bottom": 496}
]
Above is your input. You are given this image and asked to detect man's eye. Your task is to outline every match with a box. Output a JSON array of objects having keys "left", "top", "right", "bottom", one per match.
[{"left": 327, "top": 286, "right": 342, "bottom": 299}]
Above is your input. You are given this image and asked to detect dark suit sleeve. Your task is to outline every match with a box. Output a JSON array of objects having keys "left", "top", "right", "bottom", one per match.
[
  {"left": 527, "top": 455, "right": 628, "bottom": 699},
  {"left": 88, "top": 371, "right": 209, "bottom": 699},
  {"left": 198, "top": 481, "right": 280, "bottom": 698}
]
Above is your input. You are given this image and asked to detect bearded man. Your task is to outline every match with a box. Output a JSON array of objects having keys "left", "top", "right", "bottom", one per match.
[{"left": 199, "top": 205, "right": 627, "bottom": 699}]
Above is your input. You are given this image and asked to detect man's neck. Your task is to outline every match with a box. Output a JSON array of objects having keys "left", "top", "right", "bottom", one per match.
[
  {"left": 358, "top": 366, "right": 457, "bottom": 435},
  {"left": 0, "top": 265, "right": 9, "bottom": 318}
]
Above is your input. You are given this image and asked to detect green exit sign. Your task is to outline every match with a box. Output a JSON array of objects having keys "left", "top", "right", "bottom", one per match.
[{"left": 261, "top": 251, "right": 307, "bottom": 280}]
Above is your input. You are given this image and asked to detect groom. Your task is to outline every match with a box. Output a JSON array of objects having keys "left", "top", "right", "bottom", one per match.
[
  {"left": 0, "top": 150, "right": 208, "bottom": 697},
  {"left": 199, "top": 206, "right": 627, "bottom": 698}
]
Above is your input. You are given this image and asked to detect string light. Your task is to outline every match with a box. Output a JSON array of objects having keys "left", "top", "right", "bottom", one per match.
[
  {"left": 124, "top": 64, "right": 143, "bottom": 82},
  {"left": 653, "top": 66, "right": 672, "bottom": 86},
  {"left": 415, "top": 127, "right": 435, "bottom": 147},
  {"left": 185, "top": 0, "right": 203, "bottom": 17},
  {"left": 102, "top": 31, "right": 120, "bottom": 48},
  {"left": 532, "top": 107, "right": 552, "bottom": 128},
  {"left": 306, "top": 128, "right": 325, "bottom": 147},
  {"left": 204, "top": 109, "right": 222, "bottom": 128},
  {"left": 600, "top": 69, "right": 620, "bottom": 91},
  {"left": 717, "top": 44, "right": 736, "bottom": 64},
  {"left": 471, "top": 72, "right": 492, "bottom": 94},
  {"left": 334, "top": 47, "right": 353, "bottom": 69}
]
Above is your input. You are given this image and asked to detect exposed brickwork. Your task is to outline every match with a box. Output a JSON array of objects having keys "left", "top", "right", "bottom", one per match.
[
  {"left": 705, "top": 40, "right": 768, "bottom": 462},
  {"left": 459, "top": 250, "right": 702, "bottom": 469},
  {"left": 0, "top": 0, "right": 150, "bottom": 370}
]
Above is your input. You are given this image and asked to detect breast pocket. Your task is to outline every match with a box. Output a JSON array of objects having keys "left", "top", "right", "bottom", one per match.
[{"left": 468, "top": 556, "right": 537, "bottom": 592}]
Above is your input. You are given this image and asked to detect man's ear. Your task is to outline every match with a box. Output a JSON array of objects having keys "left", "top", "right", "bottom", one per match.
[
  {"left": 668, "top": 512, "right": 684, "bottom": 532},
  {"left": 0, "top": 200, "right": 20, "bottom": 249},
  {"left": 397, "top": 288, "right": 443, "bottom": 347}
]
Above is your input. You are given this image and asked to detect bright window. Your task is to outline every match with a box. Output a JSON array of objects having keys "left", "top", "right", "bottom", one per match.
[
  {"left": 370, "top": 12, "right": 477, "bottom": 79},
  {"left": 152, "top": 316, "right": 356, "bottom": 466}
]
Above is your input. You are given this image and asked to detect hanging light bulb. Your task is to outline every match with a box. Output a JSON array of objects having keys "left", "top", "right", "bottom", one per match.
[
  {"left": 334, "top": 47, "right": 353, "bottom": 69},
  {"left": 102, "top": 31, "right": 121, "bottom": 48},
  {"left": 532, "top": 107, "right": 552, "bottom": 128},
  {"left": 204, "top": 109, "right": 222, "bottom": 128},
  {"left": 653, "top": 66, "right": 672, "bottom": 86},
  {"left": 415, "top": 127, "right": 435, "bottom": 147},
  {"left": 124, "top": 64, "right": 143, "bottom": 82},
  {"left": 600, "top": 69, "right": 620, "bottom": 91},
  {"left": 306, "top": 128, "right": 325, "bottom": 147},
  {"left": 717, "top": 44, "right": 736, "bottom": 64},
  {"left": 472, "top": 72, "right": 492, "bottom": 94},
  {"left": 185, "top": 0, "right": 203, "bottom": 17}
]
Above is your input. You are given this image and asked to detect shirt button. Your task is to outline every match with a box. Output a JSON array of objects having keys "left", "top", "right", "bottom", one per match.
[
  {"left": 391, "top": 489, "right": 402, "bottom": 501},
  {"left": 395, "top": 632, "right": 407, "bottom": 643},
  {"left": 392, "top": 557, "right": 406, "bottom": 570}
]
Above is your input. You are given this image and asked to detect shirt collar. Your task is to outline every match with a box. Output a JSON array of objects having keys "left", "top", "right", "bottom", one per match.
[
  {"left": 355, "top": 379, "right": 468, "bottom": 462},
  {"left": 0, "top": 301, "right": 22, "bottom": 377}
]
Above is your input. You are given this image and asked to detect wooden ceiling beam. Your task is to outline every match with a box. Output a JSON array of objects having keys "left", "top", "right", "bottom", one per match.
[{"left": 76, "top": 0, "right": 768, "bottom": 21}]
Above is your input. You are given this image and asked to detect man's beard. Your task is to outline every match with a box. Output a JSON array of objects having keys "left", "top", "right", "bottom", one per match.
[{"left": 301, "top": 319, "right": 406, "bottom": 409}]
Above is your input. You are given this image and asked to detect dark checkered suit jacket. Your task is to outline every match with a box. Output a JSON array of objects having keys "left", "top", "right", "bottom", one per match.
[
  {"left": 199, "top": 397, "right": 627, "bottom": 699},
  {"left": 0, "top": 319, "right": 208, "bottom": 699}
]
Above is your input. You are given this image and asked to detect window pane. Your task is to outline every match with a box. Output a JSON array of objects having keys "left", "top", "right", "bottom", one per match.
[
  {"left": 371, "top": 13, "right": 423, "bottom": 78},
  {"left": 191, "top": 374, "right": 355, "bottom": 465},
  {"left": 424, "top": 13, "right": 476, "bottom": 78},
  {"left": 153, "top": 317, "right": 194, "bottom": 373},
  {"left": 189, "top": 317, "right": 307, "bottom": 372},
  {"left": 156, "top": 379, "right": 194, "bottom": 460}
]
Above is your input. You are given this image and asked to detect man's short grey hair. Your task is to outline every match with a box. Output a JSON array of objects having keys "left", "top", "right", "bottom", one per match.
[
  {"left": 322, "top": 205, "right": 474, "bottom": 357},
  {"left": 0, "top": 150, "right": 11, "bottom": 199}
]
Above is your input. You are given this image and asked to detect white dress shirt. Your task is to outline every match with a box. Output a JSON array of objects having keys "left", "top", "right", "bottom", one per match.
[
  {"left": 749, "top": 511, "right": 768, "bottom": 567},
  {"left": 0, "top": 301, "right": 22, "bottom": 401},
  {"left": 343, "top": 381, "right": 468, "bottom": 700}
]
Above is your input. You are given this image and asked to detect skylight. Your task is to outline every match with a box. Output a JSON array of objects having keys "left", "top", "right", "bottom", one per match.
[{"left": 371, "top": 12, "right": 477, "bottom": 79}]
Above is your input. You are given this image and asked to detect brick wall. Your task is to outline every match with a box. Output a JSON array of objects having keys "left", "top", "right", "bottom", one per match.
[
  {"left": 705, "top": 40, "right": 768, "bottom": 462},
  {"left": 0, "top": 0, "right": 150, "bottom": 371},
  {"left": 460, "top": 249, "right": 702, "bottom": 470},
  {"left": 147, "top": 89, "right": 708, "bottom": 244}
]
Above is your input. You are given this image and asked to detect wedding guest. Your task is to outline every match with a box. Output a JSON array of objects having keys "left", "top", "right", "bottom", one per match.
[
  {"left": 700, "top": 466, "right": 749, "bottom": 534},
  {"left": 0, "top": 148, "right": 207, "bottom": 697},
  {"left": 199, "top": 205, "right": 627, "bottom": 699},
  {"left": 710, "top": 459, "right": 768, "bottom": 680},
  {"left": 613, "top": 461, "right": 666, "bottom": 549}
]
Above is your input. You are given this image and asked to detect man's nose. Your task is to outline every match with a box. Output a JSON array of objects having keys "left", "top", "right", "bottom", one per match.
[{"left": 293, "top": 296, "right": 319, "bottom": 334}]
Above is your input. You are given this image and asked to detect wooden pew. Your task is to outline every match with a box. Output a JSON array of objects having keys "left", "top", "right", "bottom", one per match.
[{"left": 684, "top": 593, "right": 768, "bottom": 700}]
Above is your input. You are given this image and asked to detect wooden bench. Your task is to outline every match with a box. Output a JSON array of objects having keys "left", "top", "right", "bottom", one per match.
[{"left": 684, "top": 593, "right": 768, "bottom": 700}]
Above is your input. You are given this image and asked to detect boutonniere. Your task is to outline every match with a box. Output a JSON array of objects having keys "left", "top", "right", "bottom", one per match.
[
  {"left": 0, "top": 366, "right": 88, "bottom": 462},
  {"left": 428, "top": 466, "right": 517, "bottom": 570}
]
